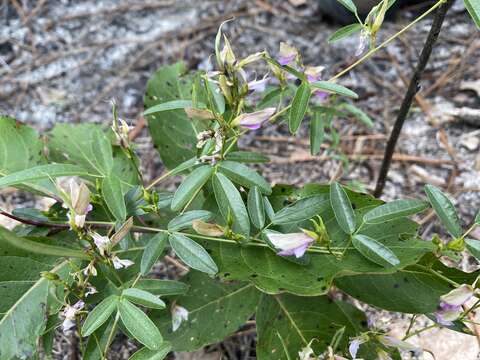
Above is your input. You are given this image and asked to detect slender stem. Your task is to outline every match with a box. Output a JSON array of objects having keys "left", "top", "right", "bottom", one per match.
[
  {"left": 404, "top": 314, "right": 417, "bottom": 339},
  {"left": 145, "top": 169, "right": 174, "bottom": 190},
  {"left": 0, "top": 211, "right": 340, "bottom": 256},
  {"left": 403, "top": 323, "right": 438, "bottom": 340},
  {"left": 329, "top": 0, "right": 446, "bottom": 82},
  {"left": 373, "top": 0, "right": 453, "bottom": 197},
  {"left": 103, "top": 312, "right": 120, "bottom": 358},
  {"left": 415, "top": 264, "right": 460, "bottom": 287},
  {"left": 269, "top": 104, "right": 291, "bottom": 123}
]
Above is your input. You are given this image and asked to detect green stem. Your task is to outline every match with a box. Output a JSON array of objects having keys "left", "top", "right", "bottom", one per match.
[
  {"left": 103, "top": 312, "right": 120, "bottom": 358},
  {"left": 269, "top": 105, "right": 291, "bottom": 123},
  {"left": 403, "top": 324, "right": 438, "bottom": 340},
  {"left": 329, "top": 0, "right": 446, "bottom": 82},
  {"left": 415, "top": 264, "right": 460, "bottom": 287}
]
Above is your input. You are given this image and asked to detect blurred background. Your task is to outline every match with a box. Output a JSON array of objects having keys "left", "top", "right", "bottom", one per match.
[{"left": 1, "top": 0, "right": 480, "bottom": 358}]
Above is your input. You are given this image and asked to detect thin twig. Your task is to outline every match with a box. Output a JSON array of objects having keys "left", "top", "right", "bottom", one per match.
[{"left": 373, "top": 0, "right": 454, "bottom": 197}]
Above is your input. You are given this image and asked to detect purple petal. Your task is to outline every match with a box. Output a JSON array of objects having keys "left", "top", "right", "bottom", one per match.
[
  {"left": 241, "top": 123, "right": 262, "bottom": 130},
  {"left": 277, "top": 55, "right": 295, "bottom": 66},
  {"left": 349, "top": 339, "right": 361, "bottom": 358},
  {"left": 277, "top": 248, "right": 295, "bottom": 256},
  {"left": 439, "top": 301, "right": 461, "bottom": 312},
  {"left": 248, "top": 77, "right": 268, "bottom": 92},
  {"left": 313, "top": 90, "right": 329, "bottom": 102},
  {"left": 293, "top": 243, "right": 310, "bottom": 258}
]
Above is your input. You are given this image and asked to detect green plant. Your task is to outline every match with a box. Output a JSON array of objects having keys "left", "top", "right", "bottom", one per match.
[{"left": 1, "top": 1, "right": 479, "bottom": 359}]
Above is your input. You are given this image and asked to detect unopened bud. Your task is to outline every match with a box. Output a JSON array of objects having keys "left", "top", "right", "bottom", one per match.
[{"left": 192, "top": 220, "right": 225, "bottom": 237}]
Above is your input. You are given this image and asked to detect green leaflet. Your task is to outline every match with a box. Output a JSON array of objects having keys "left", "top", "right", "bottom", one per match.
[
  {"left": 465, "top": 238, "right": 480, "bottom": 260},
  {"left": 330, "top": 182, "right": 356, "bottom": 234},
  {"left": 363, "top": 199, "right": 429, "bottom": 224},
  {"left": 82, "top": 295, "right": 119, "bottom": 336},
  {"left": 256, "top": 294, "right": 368, "bottom": 359},
  {"left": 310, "top": 111, "right": 325, "bottom": 155},
  {"left": 310, "top": 81, "right": 358, "bottom": 98},
  {"left": 352, "top": 234, "right": 400, "bottom": 268},
  {"left": 140, "top": 233, "right": 168, "bottom": 275},
  {"left": 335, "top": 0, "right": 358, "bottom": 13},
  {"left": 225, "top": 151, "right": 270, "bottom": 164},
  {"left": 0, "top": 227, "right": 88, "bottom": 259},
  {"left": 167, "top": 210, "right": 213, "bottom": 231},
  {"left": 464, "top": 0, "right": 480, "bottom": 28},
  {"left": 328, "top": 23, "right": 363, "bottom": 43},
  {"left": 425, "top": 184, "right": 463, "bottom": 238},
  {"left": 248, "top": 186, "right": 265, "bottom": 229},
  {"left": 171, "top": 165, "right": 213, "bottom": 212},
  {"left": 143, "top": 100, "right": 194, "bottom": 116},
  {"left": 122, "top": 289, "right": 165, "bottom": 309},
  {"left": 272, "top": 195, "right": 329, "bottom": 225},
  {"left": 0, "top": 260, "right": 70, "bottom": 359},
  {"left": 218, "top": 161, "right": 271, "bottom": 194},
  {"left": 168, "top": 234, "right": 218, "bottom": 275},
  {"left": 91, "top": 129, "right": 114, "bottom": 174},
  {"left": 118, "top": 299, "right": 164, "bottom": 350},
  {"left": 212, "top": 172, "right": 250, "bottom": 237},
  {"left": 102, "top": 173, "right": 127, "bottom": 221},
  {"left": 152, "top": 272, "right": 260, "bottom": 351},
  {"left": 289, "top": 81, "right": 311, "bottom": 134},
  {"left": 0, "top": 164, "right": 89, "bottom": 188},
  {"left": 128, "top": 343, "right": 172, "bottom": 360},
  {"left": 134, "top": 279, "right": 189, "bottom": 296},
  {"left": 339, "top": 103, "right": 374, "bottom": 128}
]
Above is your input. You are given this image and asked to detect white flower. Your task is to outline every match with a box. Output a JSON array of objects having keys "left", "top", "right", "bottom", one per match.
[
  {"left": 111, "top": 256, "right": 134, "bottom": 270},
  {"left": 85, "top": 285, "right": 98, "bottom": 297},
  {"left": 172, "top": 305, "right": 189, "bottom": 332},
  {"left": 91, "top": 232, "right": 111, "bottom": 256},
  {"left": 59, "top": 178, "right": 92, "bottom": 228},
  {"left": 82, "top": 262, "right": 97, "bottom": 277},
  {"left": 61, "top": 300, "right": 85, "bottom": 332},
  {"left": 267, "top": 231, "right": 315, "bottom": 258}
]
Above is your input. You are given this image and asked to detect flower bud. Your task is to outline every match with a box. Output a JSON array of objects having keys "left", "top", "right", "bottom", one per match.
[
  {"left": 110, "top": 217, "right": 133, "bottom": 246},
  {"left": 277, "top": 42, "right": 298, "bottom": 66},
  {"left": 184, "top": 108, "right": 215, "bottom": 120},
  {"left": 231, "top": 107, "right": 276, "bottom": 130},
  {"left": 192, "top": 219, "right": 225, "bottom": 237}
]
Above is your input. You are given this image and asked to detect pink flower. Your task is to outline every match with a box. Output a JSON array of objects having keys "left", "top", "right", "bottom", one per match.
[
  {"left": 232, "top": 107, "right": 276, "bottom": 130},
  {"left": 277, "top": 42, "right": 298, "bottom": 66},
  {"left": 267, "top": 231, "right": 315, "bottom": 258}
]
